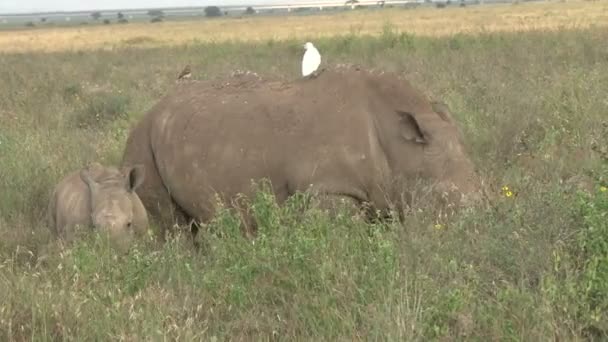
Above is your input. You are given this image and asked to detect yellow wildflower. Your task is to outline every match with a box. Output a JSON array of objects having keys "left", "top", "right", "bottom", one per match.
[
  {"left": 501, "top": 185, "right": 515, "bottom": 198},
  {"left": 600, "top": 186, "right": 607, "bottom": 193},
  {"left": 434, "top": 224, "right": 444, "bottom": 230}
]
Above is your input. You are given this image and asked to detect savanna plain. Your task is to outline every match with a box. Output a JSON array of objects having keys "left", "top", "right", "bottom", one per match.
[{"left": 1, "top": 1, "right": 608, "bottom": 340}]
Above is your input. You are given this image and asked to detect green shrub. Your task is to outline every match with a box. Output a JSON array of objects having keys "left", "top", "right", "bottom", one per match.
[
  {"left": 573, "top": 184, "right": 608, "bottom": 337},
  {"left": 544, "top": 163, "right": 608, "bottom": 338},
  {"left": 73, "top": 92, "right": 131, "bottom": 129},
  {"left": 1, "top": 27, "right": 608, "bottom": 340}
]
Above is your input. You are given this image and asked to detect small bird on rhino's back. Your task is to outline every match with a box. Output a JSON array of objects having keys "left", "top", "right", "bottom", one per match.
[{"left": 301, "top": 42, "right": 321, "bottom": 78}]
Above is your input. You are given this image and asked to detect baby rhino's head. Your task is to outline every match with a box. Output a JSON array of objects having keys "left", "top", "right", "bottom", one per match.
[{"left": 80, "top": 163, "right": 148, "bottom": 249}]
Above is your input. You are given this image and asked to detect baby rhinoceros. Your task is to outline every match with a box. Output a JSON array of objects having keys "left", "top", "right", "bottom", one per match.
[{"left": 47, "top": 162, "right": 149, "bottom": 250}]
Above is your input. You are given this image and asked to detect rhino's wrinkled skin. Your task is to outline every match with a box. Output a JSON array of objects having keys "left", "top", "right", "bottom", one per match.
[
  {"left": 47, "top": 162, "right": 149, "bottom": 249},
  {"left": 121, "top": 67, "right": 483, "bottom": 239}
]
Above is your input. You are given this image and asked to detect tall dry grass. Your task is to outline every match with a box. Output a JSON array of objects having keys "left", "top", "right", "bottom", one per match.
[
  {"left": 1, "top": 5, "right": 608, "bottom": 340},
  {"left": 0, "top": 0, "right": 607, "bottom": 53}
]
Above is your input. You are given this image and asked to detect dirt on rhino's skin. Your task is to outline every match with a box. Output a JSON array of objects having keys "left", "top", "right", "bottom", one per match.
[
  {"left": 122, "top": 66, "right": 484, "bottom": 240},
  {"left": 47, "top": 162, "right": 149, "bottom": 251}
]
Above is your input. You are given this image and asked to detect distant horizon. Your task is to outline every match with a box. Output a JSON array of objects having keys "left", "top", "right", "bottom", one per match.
[{"left": 0, "top": 0, "right": 299, "bottom": 15}]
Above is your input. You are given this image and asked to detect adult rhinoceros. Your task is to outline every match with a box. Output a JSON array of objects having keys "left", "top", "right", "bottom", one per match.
[{"left": 121, "top": 67, "right": 483, "bottom": 240}]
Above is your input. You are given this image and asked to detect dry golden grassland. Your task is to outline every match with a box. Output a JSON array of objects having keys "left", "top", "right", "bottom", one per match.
[{"left": 1, "top": 0, "right": 607, "bottom": 53}]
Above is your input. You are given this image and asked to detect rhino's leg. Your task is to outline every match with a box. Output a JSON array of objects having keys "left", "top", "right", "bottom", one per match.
[
  {"left": 190, "top": 220, "right": 201, "bottom": 248},
  {"left": 162, "top": 193, "right": 196, "bottom": 242},
  {"left": 228, "top": 195, "right": 258, "bottom": 239},
  {"left": 127, "top": 169, "right": 193, "bottom": 244},
  {"left": 315, "top": 194, "right": 365, "bottom": 220},
  {"left": 178, "top": 216, "right": 203, "bottom": 250},
  {"left": 316, "top": 194, "right": 359, "bottom": 210}
]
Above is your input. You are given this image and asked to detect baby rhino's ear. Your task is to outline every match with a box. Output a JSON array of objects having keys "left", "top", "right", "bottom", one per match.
[
  {"left": 122, "top": 164, "right": 145, "bottom": 192},
  {"left": 80, "top": 167, "right": 99, "bottom": 197}
]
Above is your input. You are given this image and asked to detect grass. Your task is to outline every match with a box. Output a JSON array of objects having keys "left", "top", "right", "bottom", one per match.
[
  {"left": 0, "top": 0, "right": 607, "bottom": 53},
  {"left": 1, "top": 5, "right": 608, "bottom": 340}
]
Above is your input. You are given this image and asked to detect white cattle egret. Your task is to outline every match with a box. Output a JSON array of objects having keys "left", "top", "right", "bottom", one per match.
[{"left": 301, "top": 42, "right": 321, "bottom": 77}]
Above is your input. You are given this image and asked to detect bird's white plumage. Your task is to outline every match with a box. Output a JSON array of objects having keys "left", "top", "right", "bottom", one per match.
[{"left": 301, "top": 42, "right": 321, "bottom": 77}]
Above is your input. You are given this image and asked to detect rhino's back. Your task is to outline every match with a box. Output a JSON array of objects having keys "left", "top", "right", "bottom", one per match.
[{"left": 145, "top": 71, "right": 386, "bottom": 219}]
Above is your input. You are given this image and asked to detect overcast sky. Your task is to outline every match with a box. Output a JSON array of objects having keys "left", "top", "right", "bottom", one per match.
[{"left": 1, "top": 0, "right": 289, "bottom": 14}]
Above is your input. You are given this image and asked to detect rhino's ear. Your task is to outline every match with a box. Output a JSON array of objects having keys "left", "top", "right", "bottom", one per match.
[
  {"left": 430, "top": 101, "right": 453, "bottom": 123},
  {"left": 80, "top": 168, "right": 99, "bottom": 196},
  {"left": 396, "top": 110, "right": 428, "bottom": 144},
  {"left": 123, "top": 164, "right": 145, "bottom": 192}
]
